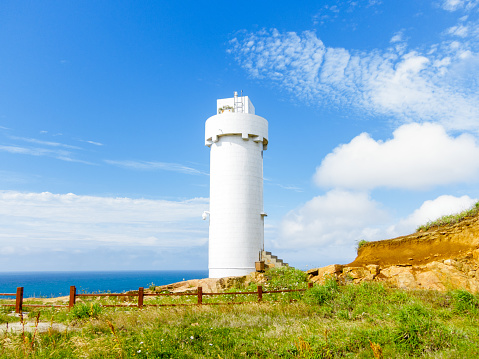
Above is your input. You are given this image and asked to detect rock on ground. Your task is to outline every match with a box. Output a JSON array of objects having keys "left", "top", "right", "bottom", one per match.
[{"left": 149, "top": 272, "right": 266, "bottom": 293}]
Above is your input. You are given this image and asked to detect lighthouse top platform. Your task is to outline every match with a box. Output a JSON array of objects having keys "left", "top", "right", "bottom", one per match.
[
  {"left": 217, "top": 95, "right": 255, "bottom": 115},
  {"left": 205, "top": 95, "right": 268, "bottom": 149}
]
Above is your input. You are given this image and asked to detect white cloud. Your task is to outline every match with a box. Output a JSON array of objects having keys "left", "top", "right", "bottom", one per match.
[
  {"left": 105, "top": 160, "right": 208, "bottom": 175},
  {"left": 446, "top": 24, "right": 470, "bottom": 37},
  {"left": 0, "top": 191, "right": 209, "bottom": 251},
  {"left": 277, "top": 190, "right": 388, "bottom": 251},
  {"left": 0, "top": 144, "right": 40, "bottom": 155},
  {"left": 442, "top": 0, "right": 466, "bottom": 11},
  {"left": 10, "top": 136, "right": 81, "bottom": 149},
  {"left": 230, "top": 27, "right": 479, "bottom": 132},
  {"left": 445, "top": 18, "right": 479, "bottom": 41},
  {"left": 312, "top": 1, "right": 379, "bottom": 26},
  {"left": 264, "top": 178, "right": 303, "bottom": 192},
  {"left": 441, "top": 0, "right": 479, "bottom": 12},
  {"left": 0, "top": 144, "right": 94, "bottom": 164},
  {"left": 387, "top": 194, "right": 477, "bottom": 236},
  {"left": 1, "top": 131, "right": 106, "bottom": 164},
  {"left": 314, "top": 123, "right": 479, "bottom": 190},
  {"left": 229, "top": 7, "right": 479, "bottom": 267},
  {"left": 0, "top": 130, "right": 98, "bottom": 165},
  {"left": 390, "top": 31, "right": 405, "bottom": 43},
  {"left": 77, "top": 139, "right": 103, "bottom": 146},
  {"left": 276, "top": 191, "right": 477, "bottom": 266},
  {"left": 276, "top": 184, "right": 303, "bottom": 192}
]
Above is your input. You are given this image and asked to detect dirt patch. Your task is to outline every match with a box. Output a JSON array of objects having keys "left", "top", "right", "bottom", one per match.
[{"left": 0, "top": 321, "right": 71, "bottom": 334}]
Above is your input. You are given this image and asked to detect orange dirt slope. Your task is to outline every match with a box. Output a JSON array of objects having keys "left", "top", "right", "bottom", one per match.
[{"left": 348, "top": 214, "right": 479, "bottom": 267}]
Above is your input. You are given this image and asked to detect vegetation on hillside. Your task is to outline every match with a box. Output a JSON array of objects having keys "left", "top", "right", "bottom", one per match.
[
  {"left": 416, "top": 201, "right": 479, "bottom": 232},
  {"left": 355, "top": 239, "right": 369, "bottom": 253},
  {"left": 264, "top": 266, "right": 309, "bottom": 290},
  {"left": 1, "top": 267, "right": 479, "bottom": 358}
]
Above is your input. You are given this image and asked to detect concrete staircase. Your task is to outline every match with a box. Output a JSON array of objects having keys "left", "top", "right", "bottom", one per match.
[{"left": 261, "top": 251, "right": 289, "bottom": 269}]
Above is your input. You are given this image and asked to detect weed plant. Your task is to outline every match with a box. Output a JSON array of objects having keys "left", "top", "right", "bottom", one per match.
[
  {"left": 2, "top": 279, "right": 479, "bottom": 358},
  {"left": 70, "top": 302, "right": 102, "bottom": 320},
  {"left": 450, "top": 289, "right": 479, "bottom": 314},
  {"left": 264, "top": 266, "right": 309, "bottom": 290},
  {"left": 303, "top": 277, "right": 339, "bottom": 306},
  {"left": 355, "top": 239, "right": 369, "bottom": 253},
  {"left": 0, "top": 306, "right": 17, "bottom": 324}
]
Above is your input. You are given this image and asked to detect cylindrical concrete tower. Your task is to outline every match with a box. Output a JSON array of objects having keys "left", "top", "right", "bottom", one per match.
[{"left": 205, "top": 93, "right": 268, "bottom": 278}]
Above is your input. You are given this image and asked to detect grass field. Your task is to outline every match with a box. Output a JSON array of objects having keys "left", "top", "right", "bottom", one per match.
[{"left": 1, "top": 269, "right": 479, "bottom": 358}]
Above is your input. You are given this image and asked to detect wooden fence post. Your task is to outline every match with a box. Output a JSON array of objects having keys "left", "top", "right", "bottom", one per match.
[
  {"left": 69, "top": 286, "right": 76, "bottom": 309},
  {"left": 197, "top": 286, "right": 203, "bottom": 305},
  {"left": 308, "top": 282, "right": 313, "bottom": 289},
  {"left": 15, "top": 287, "right": 23, "bottom": 314},
  {"left": 138, "top": 287, "right": 144, "bottom": 308},
  {"left": 257, "top": 285, "right": 263, "bottom": 302}
]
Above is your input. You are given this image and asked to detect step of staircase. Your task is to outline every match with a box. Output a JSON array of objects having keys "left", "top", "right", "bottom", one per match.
[{"left": 261, "top": 250, "right": 290, "bottom": 269}]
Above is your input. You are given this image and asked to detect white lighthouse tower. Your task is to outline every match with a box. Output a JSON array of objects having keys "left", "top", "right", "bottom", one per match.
[{"left": 204, "top": 92, "right": 268, "bottom": 278}]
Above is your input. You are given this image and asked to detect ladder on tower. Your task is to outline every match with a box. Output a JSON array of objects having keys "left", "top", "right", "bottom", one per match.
[{"left": 234, "top": 91, "right": 244, "bottom": 113}]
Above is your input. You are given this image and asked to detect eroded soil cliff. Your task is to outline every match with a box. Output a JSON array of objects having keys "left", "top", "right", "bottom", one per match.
[{"left": 308, "top": 215, "right": 479, "bottom": 292}]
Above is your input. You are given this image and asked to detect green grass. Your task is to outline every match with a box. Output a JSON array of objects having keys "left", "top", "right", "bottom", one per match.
[
  {"left": 264, "top": 266, "right": 309, "bottom": 290},
  {"left": 355, "top": 239, "right": 369, "bottom": 253},
  {"left": 69, "top": 302, "right": 103, "bottom": 320},
  {"left": 2, "top": 278, "right": 479, "bottom": 358},
  {"left": 416, "top": 201, "right": 479, "bottom": 232}
]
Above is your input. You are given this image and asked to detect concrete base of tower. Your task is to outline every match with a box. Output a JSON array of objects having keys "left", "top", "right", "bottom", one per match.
[{"left": 209, "top": 267, "right": 254, "bottom": 278}]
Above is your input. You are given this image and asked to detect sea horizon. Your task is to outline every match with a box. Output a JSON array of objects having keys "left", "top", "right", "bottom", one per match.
[
  {"left": 0, "top": 269, "right": 207, "bottom": 273},
  {"left": 0, "top": 269, "right": 209, "bottom": 298}
]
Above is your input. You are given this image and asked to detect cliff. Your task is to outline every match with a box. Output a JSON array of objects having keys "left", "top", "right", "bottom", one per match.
[{"left": 308, "top": 214, "right": 479, "bottom": 292}]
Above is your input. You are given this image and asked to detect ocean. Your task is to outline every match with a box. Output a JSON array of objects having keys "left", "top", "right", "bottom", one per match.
[{"left": 0, "top": 270, "right": 208, "bottom": 298}]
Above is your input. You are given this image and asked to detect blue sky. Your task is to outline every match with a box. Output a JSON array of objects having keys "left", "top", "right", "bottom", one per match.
[{"left": 1, "top": 0, "right": 479, "bottom": 271}]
